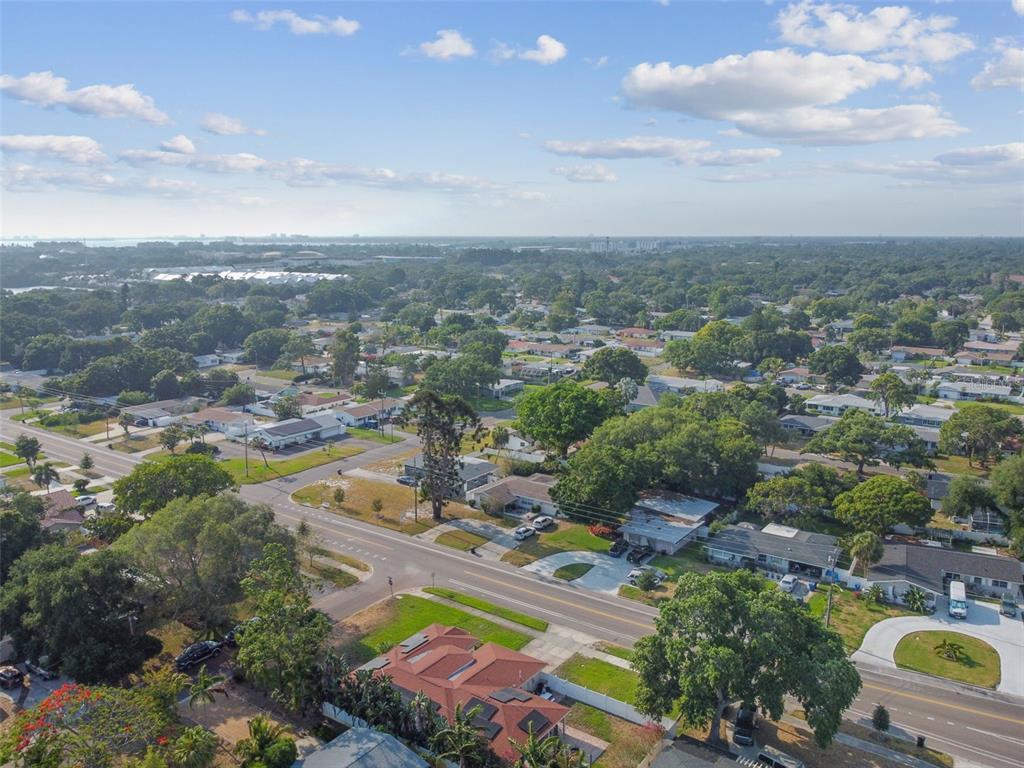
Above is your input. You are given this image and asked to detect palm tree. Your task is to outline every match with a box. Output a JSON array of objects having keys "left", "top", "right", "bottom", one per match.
[
  {"left": 193, "top": 423, "right": 210, "bottom": 445},
  {"left": 408, "top": 690, "right": 439, "bottom": 746},
  {"left": 32, "top": 462, "right": 59, "bottom": 493},
  {"left": 430, "top": 703, "right": 486, "bottom": 768},
  {"left": 118, "top": 412, "right": 134, "bottom": 439},
  {"left": 510, "top": 725, "right": 560, "bottom": 767},
  {"left": 188, "top": 664, "right": 227, "bottom": 708},
  {"left": 904, "top": 585, "right": 928, "bottom": 613},
  {"left": 491, "top": 425, "right": 509, "bottom": 458},
  {"left": 848, "top": 531, "right": 884, "bottom": 577},
  {"left": 173, "top": 726, "right": 219, "bottom": 768},
  {"left": 235, "top": 717, "right": 292, "bottom": 767},
  {"left": 249, "top": 436, "right": 271, "bottom": 468}
]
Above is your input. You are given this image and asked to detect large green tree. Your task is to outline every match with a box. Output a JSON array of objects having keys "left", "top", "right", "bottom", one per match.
[
  {"left": 580, "top": 346, "right": 648, "bottom": 384},
  {"left": 991, "top": 454, "right": 1024, "bottom": 556},
  {"left": 113, "top": 454, "right": 235, "bottom": 516},
  {"left": 399, "top": 389, "right": 481, "bottom": 520},
  {"left": 236, "top": 544, "right": 331, "bottom": 714},
  {"left": 0, "top": 545, "right": 158, "bottom": 682},
  {"left": 0, "top": 493, "right": 45, "bottom": 581},
  {"left": 868, "top": 372, "right": 915, "bottom": 417},
  {"left": 633, "top": 570, "right": 860, "bottom": 747},
  {"left": 803, "top": 409, "right": 928, "bottom": 474},
  {"left": 515, "top": 380, "right": 617, "bottom": 456},
  {"left": 116, "top": 494, "right": 293, "bottom": 627},
  {"left": 941, "top": 475, "right": 998, "bottom": 520},
  {"left": 833, "top": 475, "right": 933, "bottom": 535},
  {"left": 744, "top": 475, "right": 827, "bottom": 521},
  {"left": 939, "top": 404, "right": 1021, "bottom": 468},
  {"left": 330, "top": 327, "right": 361, "bottom": 386},
  {"left": 808, "top": 344, "right": 864, "bottom": 388}
]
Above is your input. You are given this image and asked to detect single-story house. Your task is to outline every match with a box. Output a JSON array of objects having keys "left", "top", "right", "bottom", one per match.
[
  {"left": 488, "top": 378, "right": 525, "bottom": 399},
  {"left": 955, "top": 349, "right": 1017, "bottom": 366},
  {"left": 889, "top": 346, "right": 949, "bottom": 362},
  {"left": 40, "top": 490, "right": 85, "bottom": 533},
  {"left": 935, "top": 382, "right": 1012, "bottom": 401},
  {"left": 779, "top": 413, "right": 836, "bottom": 437},
  {"left": 335, "top": 397, "right": 405, "bottom": 427},
  {"left": 357, "top": 625, "right": 568, "bottom": 762},
  {"left": 192, "top": 353, "right": 221, "bottom": 368},
  {"left": 778, "top": 366, "right": 813, "bottom": 384},
  {"left": 292, "top": 728, "right": 427, "bottom": 768},
  {"left": 646, "top": 375, "right": 725, "bottom": 396},
  {"left": 660, "top": 330, "right": 697, "bottom": 342},
  {"left": 628, "top": 384, "right": 659, "bottom": 412},
  {"left": 705, "top": 523, "right": 840, "bottom": 580},
  {"left": 518, "top": 362, "right": 576, "bottom": 382},
  {"left": 896, "top": 403, "right": 955, "bottom": 428},
  {"left": 863, "top": 543, "right": 1023, "bottom": 601},
  {"left": 217, "top": 349, "right": 246, "bottom": 364},
  {"left": 466, "top": 474, "right": 557, "bottom": 517},
  {"left": 121, "top": 397, "right": 205, "bottom": 427},
  {"left": 248, "top": 414, "right": 345, "bottom": 450},
  {"left": 404, "top": 454, "right": 499, "bottom": 499},
  {"left": 616, "top": 327, "right": 659, "bottom": 339},
  {"left": 618, "top": 491, "right": 717, "bottom": 555},
  {"left": 616, "top": 337, "right": 665, "bottom": 357},
  {"left": 905, "top": 425, "right": 940, "bottom": 454},
  {"left": 297, "top": 391, "right": 351, "bottom": 415},
  {"left": 804, "top": 393, "right": 877, "bottom": 417},
  {"left": 184, "top": 406, "right": 255, "bottom": 437}
]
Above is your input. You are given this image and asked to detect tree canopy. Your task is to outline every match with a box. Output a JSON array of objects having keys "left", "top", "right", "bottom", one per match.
[
  {"left": 113, "top": 454, "right": 235, "bottom": 516},
  {"left": 833, "top": 475, "right": 933, "bottom": 535}
]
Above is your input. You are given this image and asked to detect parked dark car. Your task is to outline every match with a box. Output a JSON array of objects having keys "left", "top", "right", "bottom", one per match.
[
  {"left": 0, "top": 666, "right": 24, "bottom": 689},
  {"left": 608, "top": 539, "right": 629, "bottom": 558},
  {"left": 223, "top": 617, "right": 261, "bottom": 647},
  {"left": 396, "top": 475, "right": 419, "bottom": 487},
  {"left": 733, "top": 705, "right": 757, "bottom": 747},
  {"left": 26, "top": 661, "right": 57, "bottom": 680},
  {"left": 627, "top": 545, "right": 653, "bottom": 564},
  {"left": 175, "top": 640, "right": 222, "bottom": 671}
]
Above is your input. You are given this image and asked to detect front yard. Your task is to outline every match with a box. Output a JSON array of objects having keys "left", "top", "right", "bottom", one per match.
[
  {"left": 808, "top": 586, "right": 916, "bottom": 651},
  {"left": 334, "top": 594, "right": 532, "bottom": 665},
  {"left": 500, "top": 521, "right": 611, "bottom": 566},
  {"left": 894, "top": 630, "right": 1001, "bottom": 688}
]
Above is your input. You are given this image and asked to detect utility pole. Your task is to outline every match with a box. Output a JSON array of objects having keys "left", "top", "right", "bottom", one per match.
[
  {"left": 824, "top": 551, "right": 837, "bottom": 628},
  {"left": 243, "top": 422, "right": 249, "bottom": 478},
  {"left": 413, "top": 479, "right": 419, "bottom": 522}
]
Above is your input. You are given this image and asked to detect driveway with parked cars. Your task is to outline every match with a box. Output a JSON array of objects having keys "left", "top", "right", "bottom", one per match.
[
  {"left": 523, "top": 551, "right": 636, "bottom": 594},
  {"left": 852, "top": 598, "right": 1024, "bottom": 695}
]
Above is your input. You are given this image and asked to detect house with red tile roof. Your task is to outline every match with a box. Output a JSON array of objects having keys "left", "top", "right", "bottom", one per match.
[{"left": 360, "top": 624, "right": 568, "bottom": 760}]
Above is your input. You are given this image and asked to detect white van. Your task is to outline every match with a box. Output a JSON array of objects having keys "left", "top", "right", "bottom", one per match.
[
  {"left": 756, "top": 745, "right": 805, "bottom": 768},
  {"left": 948, "top": 580, "right": 968, "bottom": 619}
]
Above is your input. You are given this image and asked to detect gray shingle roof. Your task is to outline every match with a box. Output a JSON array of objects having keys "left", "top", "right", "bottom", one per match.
[
  {"left": 868, "top": 544, "right": 1023, "bottom": 593},
  {"left": 706, "top": 525, "right": 840, "bottom": 570}
]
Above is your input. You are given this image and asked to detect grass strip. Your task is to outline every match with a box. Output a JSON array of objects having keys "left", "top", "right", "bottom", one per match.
[{"left": 423, "top": 587, "right": 548, "bottom": 631}]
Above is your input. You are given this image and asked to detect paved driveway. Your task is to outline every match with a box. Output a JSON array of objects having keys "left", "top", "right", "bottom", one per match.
[
  {"left": 523, "top": 551, "right": 634, "bottom": 594},
  {"left": 852, "top": 599, "right": 1024, "bottom": 695}
]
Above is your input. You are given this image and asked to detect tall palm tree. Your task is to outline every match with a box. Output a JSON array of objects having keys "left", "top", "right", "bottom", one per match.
[
  {"left": 249, "top": 436, "right": 271, "bottom": 468},
  {"left": 32, "top": 462, "right": 59, "bottom": 493},
  {"left": 173, "top": 726, "right": 219, "bottom": 768},
  {"left": 408, "top": 690, "right": 439, "bottom": 745},
  {"left": 510, "top": 725, "right": 560, "bottom": 767},
  {"left": 188, "top": 664, "right": 227, "bottom": 708},
  {"left": 848, "top": 531, "right": 884, "bottom": 577},
  {"left": 430, "top": 703, "right": 485, "bottom": 768},
  {"left": 235, "top": 716, "right": 289, "bottom": 767}
]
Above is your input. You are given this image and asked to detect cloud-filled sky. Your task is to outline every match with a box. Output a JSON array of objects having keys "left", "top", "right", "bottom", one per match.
[{"left": 1, "top": 1, "right": 1022, "bottom": 238}]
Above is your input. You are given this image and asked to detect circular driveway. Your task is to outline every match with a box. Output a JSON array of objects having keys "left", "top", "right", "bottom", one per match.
[
  {"left": 522, "top": 551, "right": 634, "bottom": 594},
  {"left": 852, "top": 600, "right": 1024, "bottom": 695}
]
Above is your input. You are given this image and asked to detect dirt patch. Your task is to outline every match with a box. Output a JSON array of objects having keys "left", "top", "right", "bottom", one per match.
[{"left": 181, "top": 679, "right": 293, "bottom": 746}]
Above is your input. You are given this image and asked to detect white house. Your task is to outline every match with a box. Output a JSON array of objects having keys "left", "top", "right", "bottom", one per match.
[
  {"left": 896, "top": 403, "right": 954, "bottom": 428},
  {"left": 218, "top": 349, "right": 246, "bottom": 364},
  {"left": 646, "top": 375, "right": 724, "bottom": 396},
  {"left": 936, "top": 381, "right": 1012, "bottom": 401},
  {"left": 248, "top": 414, "right": 345, "bottom": 450},
  {"left": 192, "top": 353, "right": 221, "bottom": 368},
  {"left": 466, "top": 474, "right": 558, "bottom": 517},
  {"left": 805, "top": 393, "right": 877, "bottom": 417},
  {"left": 184, "top": 406, "right": 254, "bottom": 437},
  {"left": 335, "top": 397, "right": 405, "bottom": 427},
  {"left": 488, "top": 378, "right": 525, "bottom": 399},
  {"left": 617, "top": 491, "right": 717, "bottom": 555}
]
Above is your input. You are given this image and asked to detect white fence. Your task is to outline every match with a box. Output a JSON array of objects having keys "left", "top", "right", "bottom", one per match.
[
  {"left": 539, "top": 673, "right": 677, "bottom": 734},
  {"left": 321, "top": 701, "right": 370, "bottom": 729}
]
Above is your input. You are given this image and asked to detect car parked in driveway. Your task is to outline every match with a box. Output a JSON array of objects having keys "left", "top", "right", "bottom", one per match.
[
  {"left": 608, "top": 539, "right": 629, "bottom": 558},
  {"left": 531, "top": 515, "right": 554, "bottom": 530},
  {"left": 1001, "top": 593, "right": 1018, "bottom": 618},
  {"left": 513, "top": 525, "right": 536, "bottom": 541},
  {"left": 175, "top": 640, "right": 222, "bottom": 671},
  {"left": 627, "top": 567, "right": 665, "bottom": 586},
  {"left": 732, "top": 705, "right": 757, "bottom": 747},
  {"left": 26, "top": 661, "right": 57, "bottom": 680},
  {"left": 779, "top": 574, "right": 798, "bottom": 593},
  {"left": 627, "top": 545, "right": 652, "bottom": 564},
  {"left": 0, "top": 666, "right": 24, "bottom": 689},
  {"left": 75, "top": 495, "right": 97, "bottom": 508},
  {"left": 396, "top": 475, "right": 419, "bottom": 487}
]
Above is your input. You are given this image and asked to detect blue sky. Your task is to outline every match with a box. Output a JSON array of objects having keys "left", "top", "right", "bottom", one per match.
[{"left": 1, "top": 1, "right": 1022, "bottom": 238}]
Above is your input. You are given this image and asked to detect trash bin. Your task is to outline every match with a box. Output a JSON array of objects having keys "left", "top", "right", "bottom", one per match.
[{"left": 917, "top": 736, "right": 926, "bottom": 749}]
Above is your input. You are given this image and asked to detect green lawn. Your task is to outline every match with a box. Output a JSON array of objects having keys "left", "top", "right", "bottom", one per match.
[
  {"left": 0, "top": 451, "right": 23, "bottom": 468},
  {"left": 435, "top": 530, "right": 490, "bottom": 551},
  {"left": 555, "top": 655, "right": 641, "bottom": 704},
  {"left": 894, "top": 631, "right": 1000, "bottom": 688},
  {"left": 423, "top": 587, "right": 549, "bottom": 631},
  {"left": 0, "top": 396, "right": 58, "bottom": 410},
  {"left": 341, "top": 595, "right": 531, "bottom": 664},
  {"left": 501, "top": 522, "right": 611, "bottom": 566},
  {"left": 553, "top": 563, "right": 594, "bottom": 581},
  {"left": 618, "top": 584, "right": 671, "bottom": 606},
  {"left": 955, "top": 400, "right": 1024, "bottom": 416},
  {"left": 465, "top": 396, "right": 514, "bottom": 413},
  {"left": 222, "top": 445, "right": 364, "bottom": 484},
  {"left": 596, "top": 642, "right": 634, "bottom": 662},
  {"left": 808, "top": 586, "right": 916, "bottom": 651},
  {"left": 649, "top": 546, "right": 726, "bottom": 578},
  {"left": 345, "top": 426, "right": 403, "bottom": 444},
  {"left": 308, "top": 562, "right": 359, "bottom": 588},
  {"left": 564, "top": 703, "right": 663, "bottom": 768},
  {"left": 36, "top": 414, "right": 110, "bottom": 438},
  {"left": 931, "top": 454, "right": 990, "bottom": 478}
]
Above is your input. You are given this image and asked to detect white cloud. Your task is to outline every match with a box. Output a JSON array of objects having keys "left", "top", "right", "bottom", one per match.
[
  {"left": 200, "top": 112, "right": 267, "bottom": 136},
  {"left": 231, "top": 9, "right": 359, "bottom": 36},
  {"left": 585, "top": 56, "right": 609, "bottom": 69},
  {"left": 544, "top": 135, "right": 781, "bottom": 166},
  {"left": 971, "top": 41, "right": 1024, "bottom": 92},
  {"left": 776, "top": 1, "right": 974, "bottom": 63},
  {"left": 520, "top": 35, "right": 567, "bottom": 65},
  {"left": 120, "top": 148, "right": 270, "bottom": 173},
  {"left": 0, "top": 134, "right": 107, "bottom": 164},
  {"left": 551, "top": 164, "right": 618, "bottom": 183},
  {"left": 621, "top": 49, "right": 964, "bottom": 144},
  {"left": 850, "top": 142, "right": 1024, "bottom": 184},
  {"left": 1015, "top": 0, "right": 1024, "bottom": 17},
  {"left": 160, "top": 134, "right": 196, "bottom": 154},
  {"left": 0, "top": 71, "right": 168, "bottom": 124},
  {"left": 544, "top": 135, "right": 711, "bottom": 159},
  {"left": 3, "top": 163, "right": 120, "bottom": 192},
  {"left": 419, "top": 30, "right": 475, "bottom": 60}
]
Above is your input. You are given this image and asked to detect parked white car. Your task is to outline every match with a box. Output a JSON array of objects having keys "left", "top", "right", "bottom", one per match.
[
  {"left": 513, "top": 526, "right": 536, "bottom": 541},
  {"left": 75, "top": 495, "right": 97, "bottom": 508},
  {"left": 779, "top": 574, "right": 798, "bottom": 593},
  {"left": 531, "top": 515, "right": 554, "bottom": 530},
  {"left": 627, "top": 567, "right": 666, "bottom": 586}
]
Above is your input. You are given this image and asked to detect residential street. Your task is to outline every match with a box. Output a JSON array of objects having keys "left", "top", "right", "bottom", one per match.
[{"left": 4, "top": 408, "right": 1024, "bottom": 768}]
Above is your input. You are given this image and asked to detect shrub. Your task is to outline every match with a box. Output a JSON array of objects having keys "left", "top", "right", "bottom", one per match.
[{"left": 587, "top": 524, "right": 617, "bottom": 539}]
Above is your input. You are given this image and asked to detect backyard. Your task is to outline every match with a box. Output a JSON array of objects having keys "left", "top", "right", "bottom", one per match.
[
  {"left": 554, "top": 655, "right": 643, "bottom": 705},
  {"left": 334, "top": 594, "right": 531, "bottom": 665},
  {"left": 564, "top": 703, "right": 663, "bottom": 768},
  {"left": 894, "top": 630, "right": 1001, "bottom": 688},
  {"left": 808, "top": 586, "right": 916, "bottom": 651},
  {"left": 501, "top": 521, "right": 611, "bottom": 566}
]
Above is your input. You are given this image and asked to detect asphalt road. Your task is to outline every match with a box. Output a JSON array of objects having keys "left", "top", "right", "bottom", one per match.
[{"left": 4, "top": 410, "right": 1023, "bottom": 768}]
